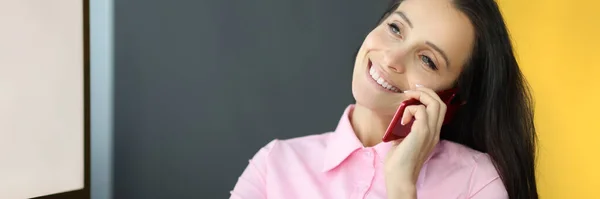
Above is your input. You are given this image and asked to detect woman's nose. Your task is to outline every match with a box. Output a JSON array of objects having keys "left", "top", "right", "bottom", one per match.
[{"left": 382, "top": 47, "right": 407, "bottom": 73}]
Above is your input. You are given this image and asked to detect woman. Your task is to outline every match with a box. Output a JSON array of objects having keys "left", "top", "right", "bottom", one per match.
[{"left": 230, "top": 0, "right": 538, "bottom": 198}]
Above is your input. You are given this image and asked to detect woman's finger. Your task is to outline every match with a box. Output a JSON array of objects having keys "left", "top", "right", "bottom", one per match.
[
  {"left": 403, "top": 90, "right": 440, "bottom": 130},
  {"left": 401, "top": 104, "right": 416, "bottom": 125},
  {"left": 414, "top": 86, "right": 447, "bottom": 130},
  {"left": 401, "top": 105, "right": 429, "bottom": 134},
  {"left": 414, "top": 86, "right": 444, "bottom": 103},
  {"left": 435, "top": 102, "right": 447, "bottom": 132},
  {"left": 398, "top": 105, "right": 431, "bottom": 159}
]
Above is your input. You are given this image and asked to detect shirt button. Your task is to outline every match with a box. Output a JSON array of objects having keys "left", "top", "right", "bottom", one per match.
[{"left": 365, "top": 151, "right": 372, "bottom": 157}]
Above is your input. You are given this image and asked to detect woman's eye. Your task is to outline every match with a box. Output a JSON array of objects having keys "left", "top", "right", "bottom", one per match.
[
  {"left": 420, "top": 55, "right": 438, "bottom": 70},
  {"left": 387, "top": 23, "right": 401, "bottom": 35}
]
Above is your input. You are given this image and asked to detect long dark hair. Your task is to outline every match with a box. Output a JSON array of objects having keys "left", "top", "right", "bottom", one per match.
[{"left": 376, "top": 1, "right": 539, "bottom": 198}]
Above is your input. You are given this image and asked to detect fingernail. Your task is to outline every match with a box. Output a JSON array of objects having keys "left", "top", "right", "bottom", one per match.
[
  {"left": 415, "top": 84, "right": 423, "bottom": 88},
  {"left": 403, "top": 90, "right": 411, "bottom": 93}
]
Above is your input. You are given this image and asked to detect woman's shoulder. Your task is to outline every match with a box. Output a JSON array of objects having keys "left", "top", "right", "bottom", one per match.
[
  {"left": 252, "top": 132, "right": 334, "bottom": 161},
  {"left": 425, "top": 140, "right": 505, "bottom": 197},
  {"left": 434, "top": 140, "right": 498, "bottom": 175},
  {"left": 437, "top": 140, "right": 490, "bottom": 160}
]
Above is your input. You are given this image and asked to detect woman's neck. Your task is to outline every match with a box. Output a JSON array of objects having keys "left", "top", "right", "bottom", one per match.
[{"left": 350, "top": 104, "right": 394, "bottom": 147}]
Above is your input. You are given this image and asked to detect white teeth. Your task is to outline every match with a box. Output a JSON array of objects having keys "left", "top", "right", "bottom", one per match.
[{"left": 369, "top": 66, "right": 399, "bottom": 92}]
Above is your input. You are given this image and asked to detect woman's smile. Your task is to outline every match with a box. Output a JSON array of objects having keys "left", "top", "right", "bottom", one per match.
[{"left": 366, "top": 59, "right": 402, "bottom": 93}]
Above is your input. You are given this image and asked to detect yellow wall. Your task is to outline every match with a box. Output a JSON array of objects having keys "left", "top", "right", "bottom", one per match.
[{"left": 498, "top": 0, "right": 600, "bottom": 198}]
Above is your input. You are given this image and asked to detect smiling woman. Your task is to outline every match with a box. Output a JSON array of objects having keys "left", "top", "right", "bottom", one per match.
[{"left": 230, "top": 0, "right": 538, "bottom": 198}]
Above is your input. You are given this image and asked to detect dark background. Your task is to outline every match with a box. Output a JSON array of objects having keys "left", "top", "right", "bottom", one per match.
[{"left": 114, "top": 0, "right": 387, "bottom": 198}]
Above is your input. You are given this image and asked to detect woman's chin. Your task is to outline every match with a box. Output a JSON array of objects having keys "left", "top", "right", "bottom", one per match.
[{"left": 352, "top": 93, "right": 398, "bottom": 117}]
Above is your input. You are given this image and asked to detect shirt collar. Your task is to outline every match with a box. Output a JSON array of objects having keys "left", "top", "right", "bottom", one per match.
[
  {"left": 322, "top": 105, "right": 362, "bottom": 172},
  {"left": 322, "top": 104, "right": 439, "bottom": 172}
]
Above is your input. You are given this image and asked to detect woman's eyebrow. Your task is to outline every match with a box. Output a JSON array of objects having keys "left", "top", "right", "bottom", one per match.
[
  {"left": 394, "top": 11, "right": 413, "bottom": 28},
  {"left": 426, "top": 41, "right": 450, "bottom": 68},
  {"left": 394, "top": 11, "right": 450, "bottom": 68}
]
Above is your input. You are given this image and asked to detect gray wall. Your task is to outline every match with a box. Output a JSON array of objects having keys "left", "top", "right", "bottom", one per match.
[{"left": 113, "top": 0, "right": 387, "bottom": 198}]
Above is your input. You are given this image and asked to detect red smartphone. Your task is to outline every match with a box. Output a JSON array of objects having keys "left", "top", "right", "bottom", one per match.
[{"left": 382, "top": 88, "right": 462, "bottom": 142}]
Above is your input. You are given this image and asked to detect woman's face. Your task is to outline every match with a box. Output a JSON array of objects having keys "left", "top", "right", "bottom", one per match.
[{"left": 352, "top": 0, "right": 475, "bottom": 115}]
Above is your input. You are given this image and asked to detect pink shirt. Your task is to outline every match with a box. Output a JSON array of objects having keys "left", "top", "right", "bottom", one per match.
[{"left": 230, "top": 105, "right": 508, "bottom": 199}]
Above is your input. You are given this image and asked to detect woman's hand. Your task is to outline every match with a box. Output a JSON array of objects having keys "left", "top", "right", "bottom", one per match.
[{"left": 384, "top": 85, "right": 447, "bottom": 199}]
